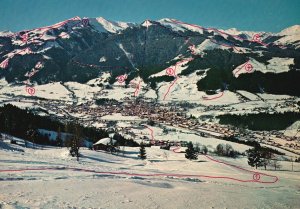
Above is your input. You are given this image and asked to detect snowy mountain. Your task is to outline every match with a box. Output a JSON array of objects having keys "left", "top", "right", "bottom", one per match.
[
  {"left": 275, "top": 25, "right": 300, "bottom": 48},
  {"left": 90, "top": 17, "right": 136, "bottom": 33},
  {"left": 0, "top": 17, "right": 299, "bottom": 97}
]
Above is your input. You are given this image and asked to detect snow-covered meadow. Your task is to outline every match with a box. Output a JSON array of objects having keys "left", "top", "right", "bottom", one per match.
[{"left": 0, "top": 136, "right": 300, "bottom": 209}]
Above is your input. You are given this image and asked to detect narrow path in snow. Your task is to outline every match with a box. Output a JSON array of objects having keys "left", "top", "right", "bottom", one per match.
[
  {"left": 61, "top": 82, "right": 78, "bottom": 105},
  {"left": 0, "top": 153, "right": 279, "bottom": 184}
]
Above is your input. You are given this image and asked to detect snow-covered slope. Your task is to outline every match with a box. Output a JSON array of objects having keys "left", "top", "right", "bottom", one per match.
[
  {"left": 282, "top": 120, "right": 300, "bottom": 137},
  {"left": 90, "top": 17, "right": 136, "bottom": 33},
  {"left": 275, "top": 25, "right": 300, "bottom": 48},
  {"left": 0, "top": 137, "right": 299, "bottom": 209},
  {"left": 0, "top": 16, "right": 299, "bottom": 103},
  {"left": 232, "top": 57, "right": 294, "bottom": 78}
]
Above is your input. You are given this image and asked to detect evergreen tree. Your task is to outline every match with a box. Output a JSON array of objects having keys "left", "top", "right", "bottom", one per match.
[
  {"left": 216, "top": 144, "right": 225, "bottom": 156},
  {"left": 139, "top": 143, "right": 147, "bottom": 160},
  {"left": 150, "top": 81, "right": 157, "bottom": 89},
  {"left": 194, "top": 143, "right": 201, "bottom": 154},
  {"left": 185, "top": 141, "right": 198, "bottom": 160},
  {"left": 74, "top": 124, "right": 82, "bottom": 161},
  {"left": 247, "top": 147, "right": 263, "bottom": 169},
  {"left": 66, "top": 123, "right": 82, "bottom": 161},
  {"left": 202, "top": 145, "right": 208, "bottom": 154},
  {"left": 70, "top": 137, "right": 79, "bottom": 160}
]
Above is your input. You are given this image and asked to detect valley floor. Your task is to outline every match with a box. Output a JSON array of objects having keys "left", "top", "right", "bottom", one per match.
[{"left": 0, "top": 141, "right": 300, "bottom": 209}]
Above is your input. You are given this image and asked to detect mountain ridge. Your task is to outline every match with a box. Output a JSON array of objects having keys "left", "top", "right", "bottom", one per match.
[
  {"left": 0, "top": 16, "right": 299, "bottom": 97},
  {"left": 1, "top": 16, "right": 299, "bottom": 35}
]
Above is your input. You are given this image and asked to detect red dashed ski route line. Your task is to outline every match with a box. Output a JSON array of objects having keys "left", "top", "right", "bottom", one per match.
[
  {"left": 163, "top": 58, "right": 194, "bottom": 100},
  {"left": 202, "top": 91, "right": 224, "bottom": 100},
  {"left": 160, "top": 19, "right": 269, "bottom": 100},
  {"left": 0, "top": 18, "right": 282, "bottom": 184},
  {"left": 8, "top": 16, "right": 85, "bottom": 43},
  {"left": 157, "top": 20, "right": 234, "bottom": 100},
  {"left": 169, "top": 19, "right": 286, "bottom": 48},
  {"left": 170, "top": 145, "right": 278, "bottom": 183},
  {"left": 1, "top": 17, "right": 287, "bottom": 99},
  {"left": 134, "top": 80, "right": 141, "bottom": 97},
  {"left": 129, "top": 80, "right": 141, "bottom": 97},
  {"left": 170, "top": 19, "right": 245, "bottom": 41},
  {"left": 0, "top": 47, "right": 32, "bottom": 69},
  {"left": 144, "top": 125, "right": 155, "bottom": 143},
  {"left": 234, "top": 60, "right": 250, "bottom": 75},
  {"left": 233, "top": 60, "right": 254, "bottom": 77},
  {"left": 0, "top": 151, "right": 278, "bottom": 184},
  {"left": 163, "top": 76, "right": 179, "bottom": 100}
]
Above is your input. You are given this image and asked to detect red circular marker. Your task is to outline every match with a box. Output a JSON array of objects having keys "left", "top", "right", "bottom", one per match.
[
  {"left": 244, "top": 63, "right": 253, "bottom": 72},
  {"left": 252, "top": 34, "right": 261, "bottom": 42},
  {"left": 21, "top": 33, "right": 28, "bottom": 43},
  {"left": 82, "top": 18, "right": 89, "bottom": 27},
  {"left": 117, "top": 75, "right": 126, "bottom": 83},
  {"left": 253, "top": 173, "right": 261, "bottom": 181},
  {"left": 166, "top": 68, "right": 175, "bottom": 76},
  {"left": 26, "top": 87, "right": 36, "bottom": 96}
]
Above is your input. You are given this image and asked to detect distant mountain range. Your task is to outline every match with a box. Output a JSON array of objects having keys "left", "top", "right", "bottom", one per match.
[{"left": 0, "top": 17, "right": 299, "bottom": 96}]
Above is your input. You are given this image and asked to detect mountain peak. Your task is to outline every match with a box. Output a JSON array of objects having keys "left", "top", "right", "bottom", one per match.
[
  {"left": 279, "top": 25, "right": 300, "bottom": 35},
  {"left": 0, "top": 30, "right": 14, "bottom": 37},
  {"left": 93, "top": 16, "right": 135, "bottom": 33}
]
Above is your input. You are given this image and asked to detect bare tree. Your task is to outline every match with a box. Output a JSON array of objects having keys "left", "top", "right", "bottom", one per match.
[
  {"left": 261, "top": 151, "right": 273, "bottom": 170},
  {"left": 225, "top": 144, "right": 233, "bottom": 156},
  {"left": 270, "top": 159, "right": 281, "bottom": 171}
]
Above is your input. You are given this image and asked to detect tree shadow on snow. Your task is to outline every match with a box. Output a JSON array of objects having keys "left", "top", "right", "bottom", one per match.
[{"left": 80, "top": 154, "right": 121, "bottom": 164}]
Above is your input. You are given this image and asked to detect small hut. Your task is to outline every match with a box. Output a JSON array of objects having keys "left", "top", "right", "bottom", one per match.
[{"left": 93, "top": 137, "right": 116, "bottom": 151}]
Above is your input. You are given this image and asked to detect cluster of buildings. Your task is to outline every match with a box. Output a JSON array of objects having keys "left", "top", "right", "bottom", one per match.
[{"left": 36, "top": 97, "right": 300, "bottom": 154}]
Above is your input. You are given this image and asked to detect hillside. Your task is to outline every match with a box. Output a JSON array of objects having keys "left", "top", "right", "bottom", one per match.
[
  {"left": 0, "top": 17, "right": 299, "bottom": 97},
  {"left": 1, "top": 135, "right": 300, "bottom": 209}
]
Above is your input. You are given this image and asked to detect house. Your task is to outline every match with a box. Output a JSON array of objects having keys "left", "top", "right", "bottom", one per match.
[{"left": 93, "top": 137, "right": 116, "bottom": 151}]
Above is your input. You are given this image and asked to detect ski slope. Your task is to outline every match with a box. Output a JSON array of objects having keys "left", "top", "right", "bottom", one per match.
[{"left": 0, "top": 136, "right": 299, "bottom": 209}]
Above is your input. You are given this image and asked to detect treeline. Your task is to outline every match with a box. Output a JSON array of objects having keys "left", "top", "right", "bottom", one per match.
[
  {"left": 198, "top": 69, "right": 300, "bottom": 96},
  {"left": 218, "top": 112, "right": 300, "bottom": 131},
  {"left": 0, "top": 104, "right": 108, "bottom": 145},
  {"left": 247, "top": 145, "right": 283, "bottom": 170},
  {"left": 176, "top": 48, "right": 300, "bottom": 96},
  {"left": 185, "top": 142, "right": 240, "bottom": 160},
  {"left": 215, "top": 143, "right": 241, "bottom": 158},
  {"left": 95, "top": 98, "right": 120, "bottom": 105},
  {"left": 113, "top": 133, "right": 139, "bottom": 147},
  {"left": 222, "top": 135, "right": 284, "bottom": 155}
]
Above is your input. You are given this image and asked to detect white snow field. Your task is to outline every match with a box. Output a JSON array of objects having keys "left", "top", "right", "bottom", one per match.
[{"left": 0, "top": 137, "right": 299, "bottom": 209}]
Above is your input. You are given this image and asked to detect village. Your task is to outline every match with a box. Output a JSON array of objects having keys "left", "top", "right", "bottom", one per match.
[{"left": 33, "top": 96, "right": 300, "bottom": 155}]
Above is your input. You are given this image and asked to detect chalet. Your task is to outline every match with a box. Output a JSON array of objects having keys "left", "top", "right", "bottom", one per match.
[{"left": 93, "top": 138, "right": 116, "bottom": 151}]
